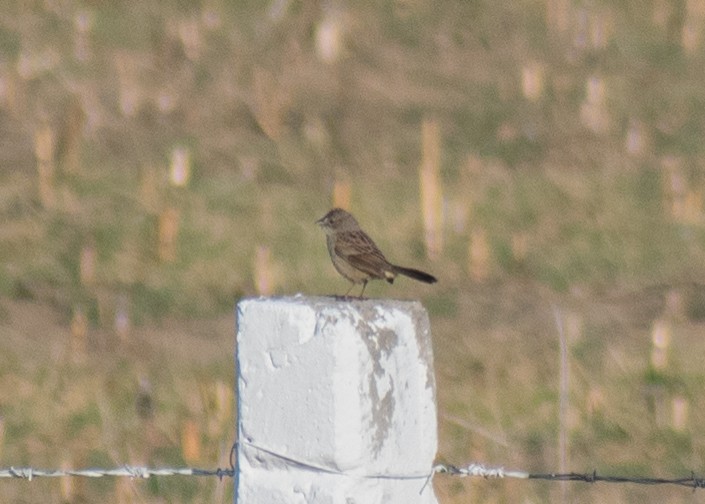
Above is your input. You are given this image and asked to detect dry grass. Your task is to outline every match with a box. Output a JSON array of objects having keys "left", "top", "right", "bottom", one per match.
[{"left": 1, "top": 1, "right": 705, "bottom": 502}]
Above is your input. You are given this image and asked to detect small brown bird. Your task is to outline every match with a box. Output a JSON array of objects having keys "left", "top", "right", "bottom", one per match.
[{"left": 316, "top": 208, "right": 437, "bottom": 297}]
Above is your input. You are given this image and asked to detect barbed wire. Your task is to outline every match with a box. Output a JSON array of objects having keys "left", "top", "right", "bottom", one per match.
[
  {"left": 0, "top": 466, "right": 234, "bottom": 481},
  {"left": 0, "top": 443, "right": 237, "bottom": 482},
  {"left": 437, "top": 464, "right": 705, "bottom": 489},
  {"left": 2, "top": 441, "right": 704, "bottom": 492}
]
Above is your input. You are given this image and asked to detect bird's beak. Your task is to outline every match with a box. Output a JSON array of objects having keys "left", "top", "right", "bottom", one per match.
[{"left": 315, "top": 216, "right": 324, "bottom": 226}]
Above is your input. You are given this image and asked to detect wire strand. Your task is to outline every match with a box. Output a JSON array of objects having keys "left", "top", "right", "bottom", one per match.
[{"left": 2, "top": 445, "right": 705, "bottom": 493}]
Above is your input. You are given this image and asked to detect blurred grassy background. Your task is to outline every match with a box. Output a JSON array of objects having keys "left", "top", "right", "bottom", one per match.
[{"left": 2, "top": 0, "right": 705, "bottom": 502}]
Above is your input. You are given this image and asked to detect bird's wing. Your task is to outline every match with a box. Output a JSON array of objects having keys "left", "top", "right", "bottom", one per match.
[{"left": 334, "top": 231, "right": 390, "bottom": 277}]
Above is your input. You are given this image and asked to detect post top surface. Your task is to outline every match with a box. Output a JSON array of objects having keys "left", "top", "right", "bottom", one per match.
[{"left": 238, "top": 295, "right": 426, "bottom": 311}]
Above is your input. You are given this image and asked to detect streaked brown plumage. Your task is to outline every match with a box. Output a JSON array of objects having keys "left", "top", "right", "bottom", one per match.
[{"left": 316, "top": 208, "right": 437, "bottom": 297}]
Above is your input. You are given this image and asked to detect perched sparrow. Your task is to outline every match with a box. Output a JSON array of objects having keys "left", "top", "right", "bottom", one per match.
[{"left": 316, "top": 208, "right": 437, "bottom": 297}]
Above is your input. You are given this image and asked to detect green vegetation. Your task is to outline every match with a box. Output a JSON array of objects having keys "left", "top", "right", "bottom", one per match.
[{"left": 1, "top": 1, "right": 705, "bottom": 502}]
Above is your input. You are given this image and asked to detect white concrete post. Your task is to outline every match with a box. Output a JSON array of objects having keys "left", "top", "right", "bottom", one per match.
[{"left": 235, "top": 296, "right": 439, "bottom": 504}]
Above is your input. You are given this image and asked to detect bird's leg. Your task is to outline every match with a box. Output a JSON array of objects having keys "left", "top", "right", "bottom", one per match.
[{"left": 358, "top": 280, "right": 368, "bottom": 299}]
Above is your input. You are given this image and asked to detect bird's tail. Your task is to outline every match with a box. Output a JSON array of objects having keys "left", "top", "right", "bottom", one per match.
[{"left": 392, "top": 265, "right": 437, "bottom": 284}]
